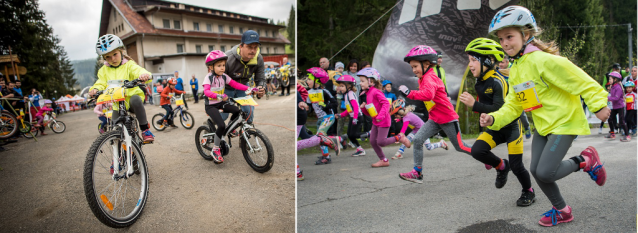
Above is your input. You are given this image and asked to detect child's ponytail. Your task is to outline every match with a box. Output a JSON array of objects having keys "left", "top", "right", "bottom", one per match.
[{"left": 524, "top": 28, "right": 559, "bottom": 55}]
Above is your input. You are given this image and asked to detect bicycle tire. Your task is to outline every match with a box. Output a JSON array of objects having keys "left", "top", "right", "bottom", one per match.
[
  {"left": 240, "top": 128, "right": 274, "bottom": 173},
  {"left": 151, "top": 113, "right": 166, "bottom": 131},
  {"left": 195, "top": 125, "right": 214, "bottom": 160},
  {"left": 0, "top": 111, "right": 18, "bottom": 139},
  {"left": 22, "top": 124, "right": 38, "bottom": 139},
  {"left": 83, "top": 130, "right": 149, "bottom": 228},
  {"left": 50, "top": 121, "right": 66, "bottom": 133},
  {"left": 180, "top": 112, "right": 195, "bottom": 129}
]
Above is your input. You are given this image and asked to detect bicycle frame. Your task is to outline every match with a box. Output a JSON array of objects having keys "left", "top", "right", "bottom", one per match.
[{"left": 201, "top": 99, "right": 263, "bottom": 153}]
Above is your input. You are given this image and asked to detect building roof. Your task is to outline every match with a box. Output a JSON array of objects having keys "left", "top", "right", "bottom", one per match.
[{"left": 100, "top": 0, "right": 289, "bottom": 44}]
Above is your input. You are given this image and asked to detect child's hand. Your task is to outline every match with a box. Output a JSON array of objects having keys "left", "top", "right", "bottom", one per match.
[
  {"left": 221, "top": 94, "right": 229, "bottom": 102},
  {"left": 298, "top": 102, "right": 309, "bottom": 111},
  {"left": 479, "top": 113, "right": 493, "bottom": 127},
  {"left": 459, "top": 92, "right": 475, "bottom": 108},
  {"left": 595, "top": 106, "right": 611, "bottom": 121},
  {"left": 139, "top": 73, "right": 151, "bottom": 82}
]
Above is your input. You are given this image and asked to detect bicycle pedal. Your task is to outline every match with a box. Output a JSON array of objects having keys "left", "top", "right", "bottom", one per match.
[{"left": 143, "top": 141, "right": 154, "bottom": 144}]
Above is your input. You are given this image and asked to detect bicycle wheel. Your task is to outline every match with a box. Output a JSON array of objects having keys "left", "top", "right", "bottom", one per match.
[
  {"left": 22, "top": 124, "right": 38, "bottom": 139},
  {"left": 179, "top": 111, "right": 194, "bottom": 129},
  {"left": 50, "top": 121, "right": 66, "bottom": 133},
  {"left": 151, "top": 113, "right": 166, "bottom": 131},
  {"left": 240, "top": 128, "right": 274, "bottom": 173},
  {"left": 83, "top": 130, "right": 149, "bottom": 228},
  {"left": 0, "top": 111, "right": 18, "bottom": 139},
  {"left": 195, "top": 125, "right": 214, "bottom": 160}
]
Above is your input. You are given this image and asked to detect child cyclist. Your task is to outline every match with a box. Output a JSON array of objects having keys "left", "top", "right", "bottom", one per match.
[
  {"left": 94, "top": 102, "right": 113, "bottom": 134},
  {"left": 335, "top": 75, "right": 366, "bottom": 156},
  {"left": 397, "top": 45, "right": 474, "bottom": 183},
  {"left": 305, "top": 67, "right": 343, "bottom": 165},
  {"left": 358, "top": 67, "right": 411, "bottom": 167},
  {"left": 33, "top": 102, "right": 54, "bottom": 135},
  {"left": 202, "top": 50, "right": 260, "bottom": 163},
  {"left": 389, "top": 99, "right": 448, "bottom": 160},
  {"left": 89, "top": 34, "right": 154, "bottom": 143},
  {"left": 459, "top": 37, "right": 536, "bottom": 206},
  {"left": 624, "top": 81, "right": 637, "bottom": 135},
  {"left": 482, "top": 6, "right": 610, "bottom": 226},
  {"left": 604, "top": 71, "right": 630, "bottom": 141},
  {"left": 158, "top": 78, "right": 184, "bottom": 128}
]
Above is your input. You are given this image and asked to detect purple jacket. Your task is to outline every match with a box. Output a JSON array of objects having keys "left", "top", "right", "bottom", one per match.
[{"left": 608, "top": 83, "right": 625, "bottom": 109}]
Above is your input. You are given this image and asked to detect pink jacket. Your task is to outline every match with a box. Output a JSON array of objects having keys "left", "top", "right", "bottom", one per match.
[
  {"left": 339, "top": 91, "right": 360, "bottom": 120},
  {"left": 36, "top": 106, "right": 53, "bottom": 117},
  {"left": 203, "top": 73, "right": 249, "bottom": 105},
  {"left": 407, "top": 68, "right": 459, "bottom": 124},
  {"left": 360, "top": 87, "right": 390, "bottom": 127},
  {"left": 93, "top": 103, "right": 112, "bottom": 116}
]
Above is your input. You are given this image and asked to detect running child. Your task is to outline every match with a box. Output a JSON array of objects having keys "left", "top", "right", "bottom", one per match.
[
  {"left": 202, "top": 50, "right": 259, "bottom": 163},
  {"left": 358, "top": 67, "right": 411, "bottom": 168},
  {"left": 482, "top": 6, "right": 610, "bottom": 226},
  {"left": 397, "top": 45, "right": 474, "bottom": 183},
  {"left": 389, "top": 99, "right": 448, "bottom": 160},
  {"left": 460, "top": 37, "right": 535, "bottom": 206},
  {"left": 305, "top": 67, "right": 343, "bottom": 165},
  {"left": 335, "top": 75, "right": 366, "bottom": 156}
]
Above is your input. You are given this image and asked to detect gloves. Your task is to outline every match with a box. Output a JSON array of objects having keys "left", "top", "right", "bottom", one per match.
[
  {"left": 352, "top": 118, "right": 358, "bottom": 125},
  {"left": 399, "top": 85, "right": 410, "bottom": 96},
  {"left": 217, "top": 94, "right": 228, "bottom": 101}
]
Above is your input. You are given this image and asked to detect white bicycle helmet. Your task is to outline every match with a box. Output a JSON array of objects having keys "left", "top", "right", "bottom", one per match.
[
  {"left": 96, "top": 34, "right": 124, "bottom": 56},
  {"left": 488, "top": 6, "right": 538, "bottom": 35}
]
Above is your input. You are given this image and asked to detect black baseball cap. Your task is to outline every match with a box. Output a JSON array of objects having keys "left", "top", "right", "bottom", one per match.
[
  {"left": 612, "top": 63, "right": 621, "bottom": 69},
  {"left": 241, "top": 30, "right": 260, "bottom": 45}
]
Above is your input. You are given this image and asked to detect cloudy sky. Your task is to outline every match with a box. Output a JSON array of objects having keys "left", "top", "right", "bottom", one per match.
[{"left": 39, "top": 0, "right": 296, "bottom": 61}]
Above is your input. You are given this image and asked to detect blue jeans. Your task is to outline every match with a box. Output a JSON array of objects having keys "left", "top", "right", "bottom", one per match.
[
  {"left": 98, "top": 116, "right": 108, "bottom": 129},
  {"left": 221, "top": 88, "right": 254, "bottom": 124}
]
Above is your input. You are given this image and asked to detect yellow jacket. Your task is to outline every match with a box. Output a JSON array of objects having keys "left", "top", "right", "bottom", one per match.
[
  {"left": 91, "top": 60, "right": 151, "bottom": 109},
  {"left": 488, "top": 49, "right": 608, "bottom": 136}
]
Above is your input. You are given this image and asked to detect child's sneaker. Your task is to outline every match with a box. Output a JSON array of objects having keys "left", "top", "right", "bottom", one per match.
[
  {"left": 440, "top": 140, "right": 448, "bottom": 150},
  {"left": 603, "top": 132, "right": 615, "bottom": 139},
  {"left": 99, "top": 128, "right": 106, "bottom": 134},
  {"left": 516, "top": 189, "right": 536, "bottom": 207},
  {"left": 580, "top": 146, "right": 606, "bottom": 186},
  {"left": 399, "top": 169, "right": 423, "bottom": 184},
  {"left": 337, "top": 136, "right": 348, "bottom": 149},
  {"left": 539, "top": 206, "right": 573, "bottom": 227},
  {"left": 598, "top": 128, "right": 602, "bottom": 134},
  {"left": 396, "top": 134, "right": 411, "bottom": 148},
  {"left": 371, "top": 159, "right": 389, "bottom": 168},
  {"left": 351, "top": 148, "right": 366, "bottom": 157},
  {"left": 211, "top": 147, "right": 224, "bottom": 164},
  {"left": 142, "top": 129, "right": 155, "bottom": 143},
  {"left": 620, "top": 135, "right": 631, "bottom": 142},
  {"left": 391, "top": 152, "right": 403, "bottom": 160},
  {"left": 318, "top": 133, "right": 340, "bottom": 156},
  {"left": 495, "top": 159, "right": 510, "bottom": 189},
  {"left": 360, "top": 131, "right": 370, "bottom": 141},
  {"left": 315, "top": 156, "right": 331, "bottom": 165},
  {"left": 297, "top": 171, "right": 304, "bottom": 181},
  {"left": 525, "top": 128, "right": 532, "bottom": 139}
]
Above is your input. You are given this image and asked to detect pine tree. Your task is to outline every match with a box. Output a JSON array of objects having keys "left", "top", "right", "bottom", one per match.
[{"left": 287, "top": 5, "right": 295, "bottom": 50}]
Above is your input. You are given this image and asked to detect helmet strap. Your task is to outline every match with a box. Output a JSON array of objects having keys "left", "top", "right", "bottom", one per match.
[{"left": 513, "top": 34, "right": 535, "bottom": 60}]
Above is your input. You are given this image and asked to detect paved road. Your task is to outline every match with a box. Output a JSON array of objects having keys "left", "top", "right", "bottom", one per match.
[
  {"left": 0, "top": 95, "right": 296, "bottom": 232},
  {"left": 298, "top": 129, "right": 636, "bottom": 232}
]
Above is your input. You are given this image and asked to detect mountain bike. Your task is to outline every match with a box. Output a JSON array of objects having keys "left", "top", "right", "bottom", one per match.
[
  {"left": 0, "top": 110, "right": 18, "bottom": 139},
  {"left": 83, "top": 79, "right": 149, "bottom": 228},
  {"left": 151, "top": 94, "right": 194, "bottom": 131},
  {"left": 194, "top": 96, "right": 274, "bottom": 173}
]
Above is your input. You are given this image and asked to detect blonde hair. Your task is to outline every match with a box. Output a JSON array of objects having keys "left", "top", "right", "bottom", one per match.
[
  {"left": 523, "top": 27, "right": 559, "bottom": 55},
  {"left": 397, "top": 105, "right": 416, "bottom": 117},
  {"left": 100, "top": 48, "right": 135, "bottom": 63},
  {"left": 369, "top": 78, "right": 382, "bottom": 89}
]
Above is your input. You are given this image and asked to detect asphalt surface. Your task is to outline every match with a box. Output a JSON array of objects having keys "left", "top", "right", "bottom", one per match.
[
  {"left": 0, "top": 94, "right": 296, "bottom": 232},
  {"left": 298, "top": 129, "right": 637, "bottom": 232}
]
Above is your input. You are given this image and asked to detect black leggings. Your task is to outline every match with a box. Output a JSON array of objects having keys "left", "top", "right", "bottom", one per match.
[
  {"left": 112, "top": 95, "right": 148, "bottom": 130},
  {"left": 161, "top": 104, "right": 173, "bottom": 124},
  {"left": 205, "top": 103, "right": 241, "bottom": 141},
  {"left": 609, "top": 108, "right": 628, "bottom": 135},
  {"left": 280, "top": 84, "right": 290, "bottom": 95},
  {"left": 347, "top": 117, "right": 363, "bottom": 147},
  {"left": 626, "top": 110, "right": 637, "bottom": 130},
  {"left": 298, "top": 125, "right": 312, "bottom": 139}
]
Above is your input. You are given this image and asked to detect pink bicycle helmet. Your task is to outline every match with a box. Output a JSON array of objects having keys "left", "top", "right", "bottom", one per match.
[
  {"left": 336, "top": 75, "right": 356, "bottom": 85},
  {"left": 609, "top": 71, "right": 622, "bottom": 80},
  {"left": 307, "top": 67, "right": 329, "bottom": 84},
  {"left": 404, "top": 45, "right": 438, "bottom": 64},
  {"left": 357, "top": 67, "right": 381, "bottom": 80},
  {"left": 205, "top": 50, "right": 228, "bottom": 65}
]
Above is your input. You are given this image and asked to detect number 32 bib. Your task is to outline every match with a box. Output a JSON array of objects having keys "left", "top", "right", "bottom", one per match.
[{"left": 513, "top": 81, "right": 543, "bottom": 112}]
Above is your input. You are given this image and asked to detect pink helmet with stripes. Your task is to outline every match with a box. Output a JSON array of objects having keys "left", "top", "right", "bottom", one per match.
[
  {"left": 205, "top": 50, "right": 228, "bottom": 65},
  {"left": 307, "top": 67, "right": 329, "bottom": 84},
  {"left": 336, "top": 75, "right": 356, "bottom": 84},
  {"left": 357, "top": 67, "right": 381, "bottom": 80},
  {"left": 404, "top": 45, "right": 438, "bottom": 64}
]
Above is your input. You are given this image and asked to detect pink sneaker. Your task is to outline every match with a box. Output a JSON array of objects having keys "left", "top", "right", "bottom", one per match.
[
  {"left": 399, "top": 169, "right": 423, "bottom": 184},
  {"left": 539, "top": 206, "right": 573, "bottom": 227},
  {"left": 211, "top": 147, "right": 224, "bottom": 164},
  {"left": 371, "top": 159, "right": 389, "bottom": 168},
  {"left": 580, "top": 146, "right": 606, "bottom": 186}
]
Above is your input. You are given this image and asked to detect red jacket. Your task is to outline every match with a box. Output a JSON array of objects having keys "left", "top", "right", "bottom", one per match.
[
  {"left": 160, "top": 86, "right": 184, "bottom": 105},
  {"left": 407, "top": 68, "right": 459, "bottom": 124},
  {"left": 297, "top": 84, "right": 308, "bottom": 102}
]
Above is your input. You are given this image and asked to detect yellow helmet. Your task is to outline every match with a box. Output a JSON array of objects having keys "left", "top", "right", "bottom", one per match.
[{"left": 465, "top": 38, "right": 505, "bottom": 62}]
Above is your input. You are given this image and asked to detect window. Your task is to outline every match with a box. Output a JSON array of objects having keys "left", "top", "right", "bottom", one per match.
[
  {"left": 163, "top": 19, "right": 170, "bottom": 29},
  {"left": 264, "top": 30, "right": 268, "bottom": 37},
  {"left": 229, "top": 26, "right": 234, "bottom": 34},
  {"left": 258, "top": 29, "right": 261, "bottom": 35},
  {"left": 206, "top": 24, "right": 212, "bottom": 32},
  {"left": 113, "top": 9, "right": 117, "bottom": 21},
  {"left": 193, "top": 22, "right": 199, "bottom": 31},
  {"left": 208, "top": 45, "right": 214, "bottom": 51},
  {"left": 239, "top": 27, "right": 243, "bottom": 34},
  {"left": 266, "top": 47, "right": 270, "bottom": 54},
  {"left": 218, "top": 25, "right": 224, "bottom": 33},
  {"left": 220, "top": 45, "right": 226, "bottom": 51},
  {"left": 272, "top": 30, "right": 276, "bottom": 37},
  {"left": 196, "top": 45, "right": 202, "bottom": 53},
  {"left": 177, "top": 44, "right": 184, "bottom": 53},
  {"left": 174, "top": 20, "right": 181, "bottom": 29},
  {"left": 274, "top": 47, "right": 278, "bottom": 54}
]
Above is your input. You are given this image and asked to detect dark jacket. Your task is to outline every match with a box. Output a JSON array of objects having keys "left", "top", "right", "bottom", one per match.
[
  {"left": 225, "top": 44, "right": 265, "bottom": 89},
  {"left": 473, "top": 70, "right": 517, "bottom": 128}
]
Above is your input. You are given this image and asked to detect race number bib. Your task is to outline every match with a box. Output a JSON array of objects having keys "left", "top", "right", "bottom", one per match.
[
  {"left": 308, "top": 89, "right": 324, "bottom": 103},
  {"left": 626, "top": 95, "right": 634, "bottom": 103},
  {"left": 387, "top": 98, "right": 392, "bottom": 105},
  {"left": 175, "top": 95, "right": 184, "bottom": 106},
  {"left": 513, "top": 81, "right": 543, "bottom": 112},
  {"left": 346, "top": 103, "right": 352, "bottom": 113},
  {"left": 408, "top": 124, "right": 415, "bottom": 129},
  {"left": 424, "top": 101, "right": 435, "bottom": 111},
  {"left": 234, "top": 96, "right": 259, "bottom": 106},
  {"left": 97, "top": 87, "right": 126, "bottom": 104},
  {"left": 209, "top": 87, "right": 224, "bottom": 100},
  {"left": 365, "top": 104, "right": 378, "bottom": 117},
  {"left": 105, "top": 110, "right": 113, "bottom": 118},
  {"left": 107, "top": 80, "right": 125, "bottom": 89},
  {"left": 192, "top": 85, "right": 196, "bottom": 89}
]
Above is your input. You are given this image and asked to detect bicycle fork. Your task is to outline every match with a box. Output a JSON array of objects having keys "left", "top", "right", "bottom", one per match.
[{"left": 112, "top": 126, "right": 135, "bottom": 180}]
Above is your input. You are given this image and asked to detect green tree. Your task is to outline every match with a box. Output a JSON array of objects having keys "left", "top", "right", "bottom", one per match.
[{"left": 287, "top": 5, "right": 295, "bottom": 50}]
